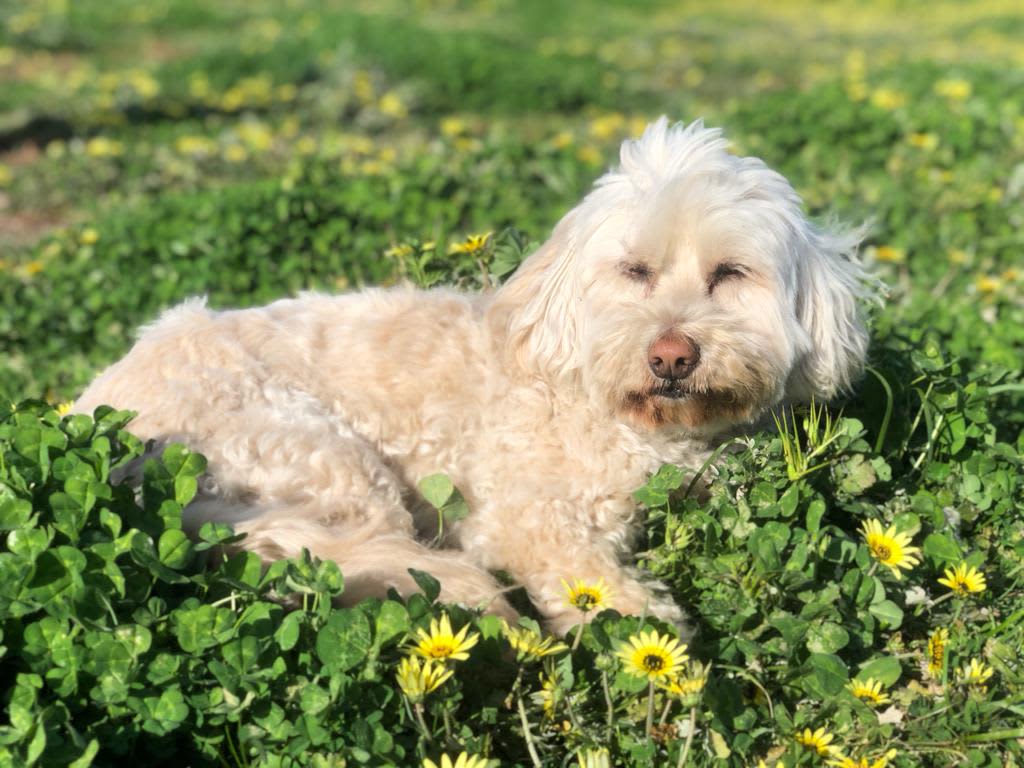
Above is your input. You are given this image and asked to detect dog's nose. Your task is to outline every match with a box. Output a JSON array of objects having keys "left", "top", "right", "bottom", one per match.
[{"left": 648, "top": 334, "right": 700, "bottom": 380}]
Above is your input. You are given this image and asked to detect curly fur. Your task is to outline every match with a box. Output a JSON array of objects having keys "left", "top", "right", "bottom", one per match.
[{"left": 74, "top": 118, "right": 870, "bottom": 634}]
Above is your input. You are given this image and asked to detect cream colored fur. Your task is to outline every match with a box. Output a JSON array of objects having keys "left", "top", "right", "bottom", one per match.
[{"left": 74, "top": 118, "right": 869, "bottom": 634}]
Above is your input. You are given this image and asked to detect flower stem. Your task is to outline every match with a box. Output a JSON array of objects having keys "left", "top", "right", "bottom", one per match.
[
  {"left": 412, "top": 702, "right": 434, "bottom": 745},
  {"left": 513, "top": 667, "right": 543, "bottom": 768},
  {"left": 441, "top": 705, "right": 454, "bottom": 744},
  {"left": 925, "top": 592, "right": 955, "bottom": 612},
  {"left": 571, "top": 614, "right": 588, "bottom": 652},
  {"left": 645, "top": 681, "right": 656, "bottom": 744},
  {"left": 676, "top": 706, "right": 697, "bottom": 768},
  {"left": 659, "top": 698, "right": 674, "bottom": 726},
  {"left": 601, "top": 670, "right": 615, "bottom": 739}
]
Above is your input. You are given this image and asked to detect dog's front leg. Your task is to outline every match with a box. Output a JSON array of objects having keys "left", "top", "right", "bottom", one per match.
[{"left": 462, "top": 501, "right": 687, "bottom": 637}]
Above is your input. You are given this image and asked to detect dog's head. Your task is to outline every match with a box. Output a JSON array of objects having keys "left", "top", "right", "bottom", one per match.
[{"left": 489, "top": 118, "right": 871, "bottom": 435}]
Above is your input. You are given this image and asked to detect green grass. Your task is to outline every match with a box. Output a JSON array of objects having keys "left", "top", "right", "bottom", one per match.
[{"left": 1, "top": 1, "right": 1022, "bottom": 766}]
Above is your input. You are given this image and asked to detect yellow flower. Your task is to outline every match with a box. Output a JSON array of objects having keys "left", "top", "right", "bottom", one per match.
[
  {"left": 440, "top": 117, "right": 467, "bottom": 137},
  {"left": 395, "top": 656, "right": 453, "bottom": 702},
  {"left": 576, "top": 145, "right": 602, "bottom": 165},
  {"left": 934, "top": 78, "right": 972, "bottom": 101},
  {"left": 378, "top": 91, "right": 407, "bottom": 119},
  {"left": 422, "top": 752, "right": 492, "bottom": 768},
  {"left": 795, "top": 726, "right": 838, "bottom": 756},
  {"left": 175, "top": 135, "right": 216, "bottom": 156},
  {"left": 870, "top": 88, "right": 906, "bottom": 111},
  {"left": 577, "top": 748, "right": 611, "bottom": 768},
  {"left": 907, "top": 132, "right": 939, "bottom": 151},
  {"left": 20, "top": 260, "right": 44, "bottom": 277},
  {"left": 937, "top": 562, "right": 986, "bottom": 596},
  {"left": 295, "top": 136, "right": 318, "bottom": 156},
  {"left": 975, "top": 275, "right": 1001, "bottom": 294},
  {"left": 384, "top": 243, "right": 415, "bottom": 259},
  {"left": 409, "top": 613, "right": 479, "bottom": 662},
  {"left": 860, "top": 519, "right": 920, "bottom": 579},
  {"left": 948, "top": 249, "right": 969, "bottom": 265},
  {"left": 448, "top": 232, "right": 492, "bottom": 255},
  {"left": 502, "top": 621, "right": 568, "bottom": 661},
  {"left": 658, "top": 661, "right": 708, "bottom": 702},
  {"left": 551, "top": 130, "right": 575, "bottom": 149},
  {"left": 237, "top": 121, "right": 273, "bottom": 152},
  {"left": 85, "top": 136, "right": 124, "bottom": 158},
  {"left": 926, "top": 627, "right": 949, "bottom": 678},
  {"left": 353, "top": 70, "right": 375, "bottom": 103},
  {"left": 224, "top": 144, "right": 248, "bottom": 163},
  {"left": 873, "top": 245, "right": 906, "bottom": 264},
  {"left": 828, "top": 750, "right": 897, "bottom": 768},
  {"left": 562, "top": 577, "right": 613, "bottom": 612},
  {"left": 55, "top": 401, "right": 73, "bottom": 416},
  {"left": 79, "top": 228, "right": 100, "bottom": 246},
  {"left": 128, "top": 70, "right": 160, "bottom": 99},
  {"left": 846, "top": 678, "right": 890, "bottom": 707},
  {"left": 1002, "top": 268, "right": 1020, "bottom": 282},
  {"left": 756, "top": 761, "right": 784, "bottom": 768},
  {"left": 616, "top": 629, "right": 689, "bottom": 681},
  {"left": 959, "top": 658, "right": 994, "bottom": 688},
  {"left": 589, "top": 112, "right": 625, "bottom": 140},
  {"left": 533, "top": 672, "right": 558, "bottom": 717}
]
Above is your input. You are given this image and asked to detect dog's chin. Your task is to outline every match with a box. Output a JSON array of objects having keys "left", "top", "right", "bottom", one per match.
[{"left": 618, "top": 380, "right": 757, "bottom": 433}]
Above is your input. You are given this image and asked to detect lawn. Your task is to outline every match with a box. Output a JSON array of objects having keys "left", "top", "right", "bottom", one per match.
[{"left": 0, "top": 1, "right": 1022, "bottom": 766}]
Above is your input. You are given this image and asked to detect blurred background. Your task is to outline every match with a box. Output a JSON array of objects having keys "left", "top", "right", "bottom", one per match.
[{"left": 0, "top": 0, "right": 1021, "bottom": 402}]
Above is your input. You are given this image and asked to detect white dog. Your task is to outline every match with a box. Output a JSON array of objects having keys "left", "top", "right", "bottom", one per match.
[{"left": 74, "top": 118, "right": 869, "bottom": 634}]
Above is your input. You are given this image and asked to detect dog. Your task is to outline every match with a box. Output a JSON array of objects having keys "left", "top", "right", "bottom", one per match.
[{"left": 73, "top": 118, "right": 869, "bottom": 634}]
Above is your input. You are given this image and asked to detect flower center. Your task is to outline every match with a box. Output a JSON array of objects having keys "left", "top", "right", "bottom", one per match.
[
  {"left": 872, "top": 542, "right": 893, "bottom": 561},
  {"left": 429, "top": 642, "right": 454, "bottom": 658},
  {"left": 575, "top": 592, "right": 597, "bottom": 610},
  {"left": 642, "top": 653, "right": 665, "bottom": 672}
]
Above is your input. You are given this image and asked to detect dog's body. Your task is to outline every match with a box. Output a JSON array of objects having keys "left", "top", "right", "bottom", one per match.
[{"left": 75, "top": 119, "right": 869, "bottom": 633}]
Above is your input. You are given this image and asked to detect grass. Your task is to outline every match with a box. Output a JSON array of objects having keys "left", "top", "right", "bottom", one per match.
[{"left": 0, "top": 1, "right": 1022, "bottom": 766}]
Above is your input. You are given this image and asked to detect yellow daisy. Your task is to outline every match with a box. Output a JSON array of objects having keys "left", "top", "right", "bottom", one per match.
[
  {"left": 533, "top": 672, "right": 558, "bottom": 717},
  {"left": 448, "top": 232, "right": 492, "bottom": 255},
  {"left": 795, "top": 726, "right": 838, "bottom": 756},
  {"left": 958, "top": 658, "right": 994, "bottom": 688},
  {"left": 395, "top": 656, "right": 453, "bottom": 702},
  {"left": 422, "top": 752, "right": 492, "bottom": 768},
  {"left": 615, "top": 629, "right": 689, "bottom": 681},
  {"left": 937, "top": 563, "right": 986, "bottom": 596},
  {"left": 658, "top": 661, "right": 708, "bottom": 701},
  {"left": 926, "top": 628, "right": 949, "bottom": 678},
  {"left": 577, "top": 748, "right": 611, "bottom": 768},
  {"left": 502, "top": 621, "right": 568, "bottom": 662},
  {"left": 846, "top": 678, "right": 890, "bottom": 707},
  {"left": 409, "top": 613, "right": 479, "bottom": 662},
  {"left": 828, "top": 750, "right": 897, "bottom": 768},
  {"left": 55, "top": 401, "right": 74, "bottom": 416},
  {"left": 562, "top": 577, "right": 613, "bottom": 613},
  {"left": 860, "top": 519, "right": 920, "bottom": 579},
  {"left": 756, "top": 761, "right": 785, "bottom": 768}
]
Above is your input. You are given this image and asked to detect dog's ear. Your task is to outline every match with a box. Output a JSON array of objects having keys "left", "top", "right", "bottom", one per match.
[
  {"left": 787, "top": 226, "right": 873, "bottom": 401},
  {"left": 487, "top": 211, "right": 582, "bottom": 380}
]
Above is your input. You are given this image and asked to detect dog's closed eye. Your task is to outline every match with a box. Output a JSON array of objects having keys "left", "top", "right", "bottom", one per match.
[
  {"left": 621, "top": 261, "right": 655, "bottom": 283},
  {"left": 707, "top": 262, "right": 746, "bottom": 293}
]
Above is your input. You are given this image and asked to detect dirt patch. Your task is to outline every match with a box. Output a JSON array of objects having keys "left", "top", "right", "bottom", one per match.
[{"left": 0, "top": 202, "right": 69, "bottom": 250}]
